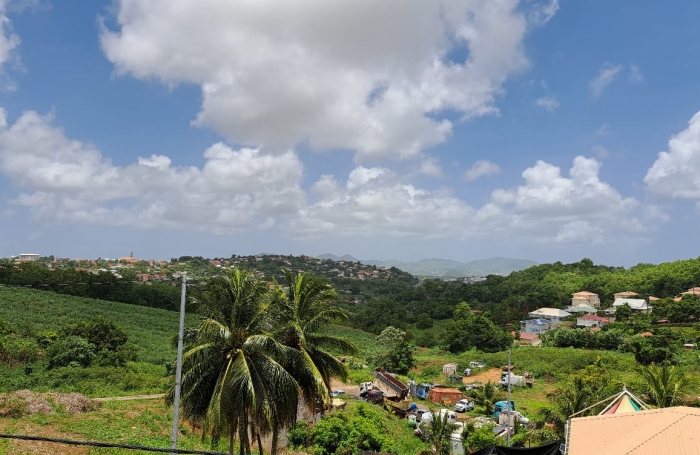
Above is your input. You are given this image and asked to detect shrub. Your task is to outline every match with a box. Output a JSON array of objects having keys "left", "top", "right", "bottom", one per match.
[
  {"left": 36, "top": 331, "right": 59, "bottom": 349},
  {"left": 288, "top": 421, "right": 312, "bottom": 448},
  {"left": 47, "top": 336, "right": 96, "bottom": 369}
]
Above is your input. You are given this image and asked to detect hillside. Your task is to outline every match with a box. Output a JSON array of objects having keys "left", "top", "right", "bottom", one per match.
[
  {"left": 0, "top": 287, "right": 197, "bottom": 364},
  {"left": 319, "top": 254, "right": 537, "bottom": 276}
]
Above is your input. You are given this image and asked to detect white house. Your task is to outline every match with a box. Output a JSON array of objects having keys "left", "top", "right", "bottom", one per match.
[
  {"left": 566, "top": 303, "right": 598, "bottom": 314},
  {"left": 576, "top": 314, "right": 610, "bottom": 328},
  {"left": 520, "top": 319, "right": 554, "bottom": 335},
  {"left": 607, "top": 298, "right": 652, "bottom": 314},
  {"left": 18, "top": 253, "right": 40, "bottom": 262},
  {"left": 528, "top": 307, "right": 571, "bottom": 320}
]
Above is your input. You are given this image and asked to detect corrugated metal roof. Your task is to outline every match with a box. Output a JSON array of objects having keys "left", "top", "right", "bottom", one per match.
[{"left": 568, "top": 407, "right": 700, "bottom": 455}]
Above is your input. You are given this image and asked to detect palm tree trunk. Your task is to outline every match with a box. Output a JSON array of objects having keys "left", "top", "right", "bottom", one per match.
[
  {"left": 256, "top": 429, "right": 264, "bottom": 455},
  {"left": 271, "top": 427, "right": 278, "bottom": 455},
  {"left": 229, "top": 423, "right": 236, "bottom": 455}
]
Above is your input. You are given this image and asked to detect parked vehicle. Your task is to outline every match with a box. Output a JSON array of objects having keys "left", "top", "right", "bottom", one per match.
[
  {"left": 416, "top": 383, "right": 431, "bottom": 400},
  {"left": 498, "top": 410, "right": 530, "bottom": 425},
  {"left": 359, "top": 381, "right": 374, "bottom": 397},
  {"left": 463, "top": 368, "right": 472, "bottom": 377},
  {"left": 366, "top": 389, "right": 384, "bottom": 404},
  {"left": 372, "top": 368, "right": 409, "bottom": 400},
  {"left": 454, "top": 399, "right": 474, "bottom": 412},
  {"left": 469, "top": 361, "right": 485, "bottom": 369},
  {"left": 493, "top": 400, "right": 515, "bottom": 419},
  {"left": 330, "top": 389, "right": 345, "bottom": 397},
  {"left": 499, "top": 373, "right": 525, "bottom": 387},
  {"left": 418, "top": 408, "right": 457, "bottom": 425}
]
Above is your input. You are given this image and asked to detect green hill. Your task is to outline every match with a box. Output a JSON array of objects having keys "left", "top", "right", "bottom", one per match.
[{"left": 0, "top": 286, "right": 197, "bottom": 364}]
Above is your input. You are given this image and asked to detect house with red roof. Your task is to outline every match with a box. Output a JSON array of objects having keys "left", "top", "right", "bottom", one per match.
[{"left": 576, "top": 314, "right": 610, "bottom": 328}]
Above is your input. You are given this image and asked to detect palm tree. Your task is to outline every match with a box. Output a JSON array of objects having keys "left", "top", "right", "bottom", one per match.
[
  {"left": 270, "top": 270, "right": 358, "bottom": 453},
  {"left": 167, "top": 269, "right": 299, "bottom": 455},
  {"left": 419, "top": 410, "right": 459, "bottom": 455},
  {"left": 637, "top": 362, "right": 691, "bottom": 407},
  {"left": 472, "top": 381, "right": 502, "bottom": 416}
]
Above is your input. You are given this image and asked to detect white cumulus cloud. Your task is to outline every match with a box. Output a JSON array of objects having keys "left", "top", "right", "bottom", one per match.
[
  {"left": 589, "top": 63, "right": 623, "bottom": 98},
  {"left": 99, "top": 0, "right": 545, "bottom": 161},
  {"left": 490, "top": 156, "right": 639, "bottom": 242},
  {"left": 644, "top": 110, "right": 700, "bottom": 199},
  {"left": 0, "top": 109, "right": 305, "bottom": 232},
  {"left": 464, "top": 160, "right": 501, "bottom": 181},
  {"left": 292, "top": 167, "right": 475, "bottom": 237}
]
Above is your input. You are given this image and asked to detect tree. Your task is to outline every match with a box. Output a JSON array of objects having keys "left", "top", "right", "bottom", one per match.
[
  {"left": 472, "top": 381, "right": 502, "bottom": 416},
  {"left": 442, "top": 303, "right": 512, "bottom": 353},
  {"left": 614, "top": 304, "right": 632, "bottom": 322},
  {"left": 369, "top": 326, "right": 416, "bottom": 374},
  {"left": 273, "top": 270, "right": 357, "bottom": 455},
  {"left": 419, "top": 410, "right": 459, "bottom": 455},
  {"left": 167, "top": 269, "right": 299, "bottom": 455},
  {"left": 416, "top": 313, "right": 434, "bottom": 329},
  {"left": 636, "top": 363, "right": 691, "bottom": 407}
]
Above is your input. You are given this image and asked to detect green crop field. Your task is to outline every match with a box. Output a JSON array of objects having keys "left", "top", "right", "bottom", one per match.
[{"left": 0, "top": 287, "right": 198, "bottom": 364}]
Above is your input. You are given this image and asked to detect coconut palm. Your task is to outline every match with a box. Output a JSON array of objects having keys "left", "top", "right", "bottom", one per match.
[
  {"left": 270, "top": 270, "right": 358, "bottom": 453},
  {"left": 419, "top": 410, "right": 459, "bottom": 455},
  {"left": 167, "top": 269, "right": 299, "bottom": 455},
  {"left": 472, "top": 380, "right": 502, "bottom": 416},
  {"left": 637, "top": 362, "right": 691, "bottom": 407}
]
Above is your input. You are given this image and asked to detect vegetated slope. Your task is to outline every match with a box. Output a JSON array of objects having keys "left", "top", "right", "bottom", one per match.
[
  {"left": 321, "top": 255, "right": 537, "bottom": 277},
  {"left": 0, "top": 287, "right": 197, "bottom": 364}
]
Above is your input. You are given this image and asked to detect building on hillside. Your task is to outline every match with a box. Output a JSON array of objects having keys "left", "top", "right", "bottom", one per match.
[
  {"left": 528, "top": 307, "right": 571, "bottom": 321},
  {"left": 576, "top": 314, "right": 610, "bottom": 328},
  {"left": 566, "top": 303, "right": 598, "bottom": 314},
  {"left": 18, "top": 253, "right": 40, "bottom": 262},
  {"left": 613, "top": 290, "right": 638, "bottom": 300},
  {"left": 571, "top": 291, "right": 600, "bottom": 308},
  {"left": 648, "top": 296, "right": 661, "bottom": 301},
  {"left": 520, "top": 318, "right": 554, "bottom": 335},
  {"left": 516, "top": 332, "right": 542, "bottom": 346},
  {"left": 607, "top": 298, "right": 652, "bottom": 314}
]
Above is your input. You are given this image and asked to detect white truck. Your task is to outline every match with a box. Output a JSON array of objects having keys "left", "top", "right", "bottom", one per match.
[
  {"left": 499, "top": 373, "right": 526, "bottom": 387},
  {"left": 454, "top": 399, "right": 475, "bottom": 412}
]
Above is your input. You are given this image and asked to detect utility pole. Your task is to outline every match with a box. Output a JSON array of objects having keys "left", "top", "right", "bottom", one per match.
[
  {"left": 171, "top": 273, "right": 187, "bottom": 454},
  {"left": 506, "top": 348, "right": 511, "bottom": 447}
]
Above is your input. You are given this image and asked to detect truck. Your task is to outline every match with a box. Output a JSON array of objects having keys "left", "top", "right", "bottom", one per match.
[
  {"left": 416, "top": 383, "right": 431, "bottom": 400},
  {"left": 454, "top": 398, "right": 474, "bottom": 412},
  {"left": 372, "top": 368, "right": 409, "bottom": 401},
  {"left": 493, "top": 400, "right": 515, "bottom": 419},
  {"left": 383, "top": 397, "right": 416, "bottom": 417},
  {"left": 499, "top": 371, "right": 534, "bottom": 388}
]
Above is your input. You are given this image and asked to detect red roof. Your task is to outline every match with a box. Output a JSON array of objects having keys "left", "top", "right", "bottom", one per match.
[
  {"left": 578, "top": 314, "right": 609, "bottom": 323},
  {"left": 519, "top": 333, "right": 540, "bottom": 341}
]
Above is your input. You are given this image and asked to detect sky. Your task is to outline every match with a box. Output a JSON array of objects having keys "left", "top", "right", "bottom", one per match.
[{"left": 0, "top": 0, "right": 699, "bottom": 266}]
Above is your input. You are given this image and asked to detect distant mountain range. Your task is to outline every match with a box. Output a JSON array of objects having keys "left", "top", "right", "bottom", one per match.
[{"left": 316, "top": 254, "right": 537, "bottom": 277}]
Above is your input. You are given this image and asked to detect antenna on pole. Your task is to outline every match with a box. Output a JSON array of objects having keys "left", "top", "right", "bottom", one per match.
[{"left": 171, "top": 273, "right": 187, "bottom": 454}]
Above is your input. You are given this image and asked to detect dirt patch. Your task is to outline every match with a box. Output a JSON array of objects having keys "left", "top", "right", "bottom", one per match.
[
  {"left": 330, "top": 379, "right": 361, "bottom": 397},
  {"left": 0, "top": 391, "right": 100, "bottom": 417},
  {"left": 463, "top": 368, "right": 502, "bottom": 384}
]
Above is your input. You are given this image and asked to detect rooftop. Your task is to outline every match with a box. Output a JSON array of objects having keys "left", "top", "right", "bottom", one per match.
[
  {"left": 577, "top": 314, "right": 609, "bottom": 323},
  {"left": 567, "top": 406, "right": 700, "bottom": 455}
]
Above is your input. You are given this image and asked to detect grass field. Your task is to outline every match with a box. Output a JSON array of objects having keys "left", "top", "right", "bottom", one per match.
[{"left": 0, "top": 398, "right": 226, "bottom": 455}]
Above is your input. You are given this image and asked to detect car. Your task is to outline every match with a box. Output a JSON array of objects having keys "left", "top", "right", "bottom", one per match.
[
  {"left": 454, "top": 399, "right": 474, "bottom": 412},
  {"left": 330, "top": 389, "right": 345, "bottom": 397}
]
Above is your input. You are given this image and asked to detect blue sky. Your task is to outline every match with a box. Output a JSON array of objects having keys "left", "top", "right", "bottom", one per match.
[{"left": 0, "top": 0, "right": 699, "bottom": 266}]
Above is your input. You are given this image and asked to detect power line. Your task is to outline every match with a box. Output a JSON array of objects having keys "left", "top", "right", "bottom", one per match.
[{"left": 0, "top": 433, "right": 227, "bottom": 454}]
